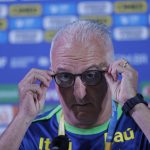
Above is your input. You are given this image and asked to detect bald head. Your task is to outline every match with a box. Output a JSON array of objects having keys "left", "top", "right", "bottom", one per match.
[{"left": 50, "top": 20, "right": 114, "bottom": 68}]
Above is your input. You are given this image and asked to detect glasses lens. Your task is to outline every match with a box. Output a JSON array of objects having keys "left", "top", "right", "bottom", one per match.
[
  {"left": 82, "top": 70, "right": 102, "bottom": 85},
  {"left": 55, "top": 73, "right": 74, "bottom": 87}
]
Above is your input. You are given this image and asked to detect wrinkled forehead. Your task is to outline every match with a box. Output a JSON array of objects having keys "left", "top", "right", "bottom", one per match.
[
  {"left": 50, "top": 37, "right": 113, "bottom": 73},
  {"left": 50, "top": 21, "right": 114, "bottom": 64}
]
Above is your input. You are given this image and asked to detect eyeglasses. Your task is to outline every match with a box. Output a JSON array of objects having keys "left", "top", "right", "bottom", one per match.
[{"left": 51, "top": 70, "right": 105, "bottom": 88}]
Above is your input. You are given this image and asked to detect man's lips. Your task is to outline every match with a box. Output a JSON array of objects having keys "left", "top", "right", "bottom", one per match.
[{"left": 72, "top": 103, "right": 92, "bottom": 107}]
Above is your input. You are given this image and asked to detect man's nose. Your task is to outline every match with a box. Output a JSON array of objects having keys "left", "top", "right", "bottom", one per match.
[{"left": 73, "top": 76, "right": 86, "bottom": 99}]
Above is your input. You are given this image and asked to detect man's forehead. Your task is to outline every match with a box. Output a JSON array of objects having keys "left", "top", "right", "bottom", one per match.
[{"left": 54, "top": 63, "right": 108, "bottom": 72}]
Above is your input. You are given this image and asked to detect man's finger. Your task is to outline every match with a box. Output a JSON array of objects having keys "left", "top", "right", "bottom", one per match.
[{"left": 22, "top": 69, "right": 51, "bottom": 83}]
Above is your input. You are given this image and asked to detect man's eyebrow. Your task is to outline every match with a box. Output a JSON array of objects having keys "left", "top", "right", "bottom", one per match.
[
  {"left": 86, "top": 65, "right": 99, "bottom": 70},
  {"left": 86, "top": 63, "right": 108, "bottom": 70},
  {"left": 56, "top": 67, "right": 70, "bottom": 72}
]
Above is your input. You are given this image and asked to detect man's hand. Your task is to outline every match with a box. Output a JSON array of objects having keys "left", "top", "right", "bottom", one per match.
[
  {"left": 105, "top": 59, "right": 138, "bottom": 106},
  {"left": 18, "top": 68, "right": 52, "bottom": 121}
]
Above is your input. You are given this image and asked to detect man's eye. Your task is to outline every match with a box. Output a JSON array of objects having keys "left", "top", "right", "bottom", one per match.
[
  {"left": 59, "top": 73, "right": 72, "bottom": 81},
  {"left": 86, "top": 72, "right": 96, "bottom": 79}
]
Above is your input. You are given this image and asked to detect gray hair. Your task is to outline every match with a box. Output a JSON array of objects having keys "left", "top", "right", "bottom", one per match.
[
  {"left": 50, "top": 20, "right": 114, "bottom": 65},
  {"left": 52, "top": 20, "right": 111, "bottom": 44}
]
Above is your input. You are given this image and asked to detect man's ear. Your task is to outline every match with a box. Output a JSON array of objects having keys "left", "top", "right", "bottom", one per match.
[{"left": 49, "top": 67, "right": 55, "bottom": 75}]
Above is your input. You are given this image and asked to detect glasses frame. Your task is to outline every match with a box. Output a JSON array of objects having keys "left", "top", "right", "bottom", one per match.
[{"left": 51, "top": 70, "right": 105, "bottom": 88}]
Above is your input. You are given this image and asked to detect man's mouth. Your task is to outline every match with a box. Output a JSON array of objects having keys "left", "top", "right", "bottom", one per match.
[{"left": 72, "top": 103, "right": 91, "bottom": 107}]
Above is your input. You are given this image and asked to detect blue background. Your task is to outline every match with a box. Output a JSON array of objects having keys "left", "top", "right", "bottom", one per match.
[{"left": 0, "top": 0, "right": 150, "bottom": 132}]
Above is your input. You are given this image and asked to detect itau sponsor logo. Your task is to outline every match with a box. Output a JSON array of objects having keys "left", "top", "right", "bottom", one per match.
[
  {"left": 80, "top": 16, "right": 112, "bottom": 26},
  {"left": 113, "top": 27, "right": 148, "bottom": 41},
  {"left": 44, "top": 3, "right": 76, "bottom": 15},
  {"left": 43, "top": 16, "right": 77, "bottom": 30},
  {"left": 10, "top": 56, "right": 36, "bottom": 68},
  {"left": 10, "top": 17, "right": 42, "bottom": 29},
  {"left": 9, "top": 4, "right": 42, "bottom": 17},
  {"left": 114, "top": 14, "right": 147, "bottom": 26},
  {"left": 114, "top": 1, "right": 147, "bottom": 13},
  {"left": 78, "top": 1, "right": 113, "bottom": 15},
  {"left": 9, "top": 30, "right": 43, "bottom": 44}
]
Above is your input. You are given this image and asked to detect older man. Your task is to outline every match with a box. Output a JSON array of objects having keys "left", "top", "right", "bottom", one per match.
[{"left": 0, "top": 20, "right": 150, "bottom": 150}]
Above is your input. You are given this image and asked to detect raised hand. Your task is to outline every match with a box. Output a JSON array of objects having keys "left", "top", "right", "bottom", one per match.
[
  {"left": 18, "top": 68, "right": 52, "bottom": 121},
  {"left": 105, "top": 59, "right": 138, "bottom": 106}
]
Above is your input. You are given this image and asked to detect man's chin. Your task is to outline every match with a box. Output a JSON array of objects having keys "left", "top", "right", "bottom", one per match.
[{"left": 73, "top": 111, "right": 98, "bottom": 128}]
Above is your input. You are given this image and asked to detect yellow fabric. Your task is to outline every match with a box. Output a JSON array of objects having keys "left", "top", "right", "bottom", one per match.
[
  {"left": 105, "top": 142, "right": 112, "bottom": 150},
  {"left": 58, "top": 112, "right": 65, "bottom": 136}
]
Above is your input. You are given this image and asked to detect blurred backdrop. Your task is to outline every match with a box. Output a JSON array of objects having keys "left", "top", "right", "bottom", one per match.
[{"left": 0, "top": 0, "right": 150, "bottom": 134}]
